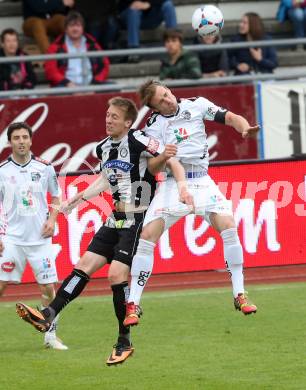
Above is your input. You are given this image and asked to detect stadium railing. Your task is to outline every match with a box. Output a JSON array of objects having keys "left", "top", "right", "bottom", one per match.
[{"left": 1, "top": 37, "right": 306, "bottom": 98}]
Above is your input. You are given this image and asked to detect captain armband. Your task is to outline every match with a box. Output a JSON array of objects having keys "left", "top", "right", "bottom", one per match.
[{"left": 214, "top": 109, "right": 228, "bottom": 124}]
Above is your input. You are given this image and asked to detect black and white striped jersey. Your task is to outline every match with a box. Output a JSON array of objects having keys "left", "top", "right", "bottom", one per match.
[{"left": 96, "top": 129, "right": 164, "bottom": 208}]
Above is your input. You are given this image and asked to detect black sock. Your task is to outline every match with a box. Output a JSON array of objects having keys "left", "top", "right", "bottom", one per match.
[
  {"left": 111, "top": 281, "right": 130, "bottom": 336},
  {"left": 47, "top": 269, "right": 90, "bottom": 316}
]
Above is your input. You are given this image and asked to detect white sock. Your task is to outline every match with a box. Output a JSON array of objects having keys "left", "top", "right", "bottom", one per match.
[
  {"left": 220, "top": 228, "right": 244, "bottom": 297},
  {"left": 128, "top": 239, "right": 155, "bottom": 305}
]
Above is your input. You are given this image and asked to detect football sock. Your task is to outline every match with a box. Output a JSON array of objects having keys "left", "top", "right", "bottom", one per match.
[
  {"left": 46, "top": 269, "right": 90, "bottom": 316},
  {"left": 112, "top": 282, "right": 130, "bottom": 336},
  {"left": 220, "top": 228, "right": 244, "bottom": 297},
  {"left": 128, "top": 239, "right": 155, "bottom": 305},
  {"left": 41, "top": 305, "right": 59, "bottom": 335}
]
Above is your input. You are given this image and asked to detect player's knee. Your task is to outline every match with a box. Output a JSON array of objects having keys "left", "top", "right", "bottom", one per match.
[
  {"left": 140, "top": 221, "right": 164, "bottom": 243},
  {"left": 108, "top": 267, "right": 128, "bottom": 285}
]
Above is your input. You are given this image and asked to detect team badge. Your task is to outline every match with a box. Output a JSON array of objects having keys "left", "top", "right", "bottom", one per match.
[
  {"left": 108, "top": 174, "right": 117, "bottom": 185},
  {"left": 181, "top": 110, "right": 191, "bottom": 120},
  {"left": 31, "top": 172, "right": 41, "bottom": 182},
  {"left": 120, "top": 147, "right": 128, "bottom": 158}
]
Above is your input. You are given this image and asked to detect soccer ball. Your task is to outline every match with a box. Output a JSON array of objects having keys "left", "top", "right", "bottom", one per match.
[{"left": 191, "top": 5, "right": 224, "bottom": 37}]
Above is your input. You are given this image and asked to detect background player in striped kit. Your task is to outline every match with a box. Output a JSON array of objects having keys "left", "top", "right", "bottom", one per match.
[
  {"left": 16, "top": 96, "right": 194, "bottom": 365},
  {"left": 124, "top": 80, "right": 260, "bottom": 327},
  {"left": 0, "top": 122, "right": 67, "bottom": 350}
]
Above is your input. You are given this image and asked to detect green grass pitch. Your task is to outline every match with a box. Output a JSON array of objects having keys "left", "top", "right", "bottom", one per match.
[{"left": 0, "top": 282, "right": 305, "bottom": 390}]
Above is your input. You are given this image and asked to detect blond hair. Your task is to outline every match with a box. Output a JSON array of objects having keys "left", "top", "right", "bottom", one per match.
[
  {"left": 138, "top": 79, "right": 167, "bottom": 107},
  {"left": 108, "top": 96, "right": 138, "bottom": 124}
]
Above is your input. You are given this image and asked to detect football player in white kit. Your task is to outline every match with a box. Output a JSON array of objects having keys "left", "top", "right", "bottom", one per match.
[
  {"left": 0, "top": 122, "right": 67, "bottom": 350},
  {"left": 124, "top": 80, "right": 260, "bottom": 326}
]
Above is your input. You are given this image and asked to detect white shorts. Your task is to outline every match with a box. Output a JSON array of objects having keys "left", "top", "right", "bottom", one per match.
[
  {"left": 144, "top": 174, "right": 233, "bottom": 230},
  {"left": 0, "top": 240, "right": 58, "bottom": 284}
]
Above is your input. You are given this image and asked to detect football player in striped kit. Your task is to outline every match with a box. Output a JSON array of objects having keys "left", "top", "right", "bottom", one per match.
[
  {"left": 16, "top": 96, "right": 193, "bottom": 365},
  {"left": 124, "top": 80, "right": 260, "bottom": 327},
  {"left": 0, "top": 122, "right": 67, "bottom": 350}
]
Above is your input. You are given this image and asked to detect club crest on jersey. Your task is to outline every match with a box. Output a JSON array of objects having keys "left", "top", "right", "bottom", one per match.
[
  {"left": 31, "top": 172, "right": 41, "bottom": 182},
  {"left": 181, "top": 110, "right": 191, "bottom": 120},
  {"left": 103, "top": 160, "right": 134, "bottom": 172},
  {"left": 206, "top": 106, "right": 218, "bottom": 119},
  {"left": 174, "top": 128, "right": 189, "bottom": 143},
  {"left": 120, "top": 147, "right": 128, "bottom": 158}
]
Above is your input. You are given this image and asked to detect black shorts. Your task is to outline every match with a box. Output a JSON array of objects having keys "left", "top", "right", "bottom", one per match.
[{"left": 87, "top": 211, "right": 146, "bottom": 267}]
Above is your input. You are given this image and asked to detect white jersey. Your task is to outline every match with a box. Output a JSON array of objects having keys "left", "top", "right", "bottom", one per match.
[
  {"left": 144, "top": 97, "right": 227, "bottom": 172},
  {"left": 0, "top": 155, "right": 60, "bottom": 245}
]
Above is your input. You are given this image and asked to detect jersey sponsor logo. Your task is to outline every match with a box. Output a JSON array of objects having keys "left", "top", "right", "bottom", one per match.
[
  {"left": 31, "top": 172, "right": 41, "bottom": 182},
  {"left": 120, "top": 147, "right": 128, "bottom": 158},
  {"left": 1, "top": 261, "right": 15, "bottom": 273},
  {"left": 103, "top": 160, "right": 134, "bottom": 172},
  {"left": 174, "top": 128, "right": 189, "bottom": 143},
  {"left": 181, "top": 110, "right": 191, "bottom": 120},
  {"left": 10, "top": 176, "right": 16, "bottom": 184},
  {"left": 147, "top": 137, "right": 159, "bottom": 154}
]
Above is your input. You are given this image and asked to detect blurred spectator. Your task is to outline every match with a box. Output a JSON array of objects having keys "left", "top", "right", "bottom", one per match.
[
  {"left": 22, "top": 0, "right": 74, "bottom": 53},
  {"left": 194, "top": 34, "right": 229, "bottom": 78},
  {"left": 117, "top": 0, "right": 177, "bottom": 49},
  {"left": 74, "top": 1, "right": 118, "bottom": 49},
  {"left": 160, "top": 29, "right": 201, "bottom": 80},
  {"left": 230, "top": 12, "right": 278, "bottom": 75},
  {"left": 45, "top": 11, "right": 110, "bottom": 87},
  {"left": 277, "top": 0, "right": 306, "bottom": 42},
  {"left": 0, "top": 28, "right": 36, "bottom": 91}
]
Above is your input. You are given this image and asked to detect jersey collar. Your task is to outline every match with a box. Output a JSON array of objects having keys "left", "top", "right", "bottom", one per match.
[{"left": 9, "top": 154, "right": 34, "bottom": 168}]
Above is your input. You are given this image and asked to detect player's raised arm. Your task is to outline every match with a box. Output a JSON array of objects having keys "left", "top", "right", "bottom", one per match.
[
  {"left": 61, "top": 173, "right": 110, "bottom": 214},
  {"left": 225, "top": 111, "right": 260, "bottom": 138}
]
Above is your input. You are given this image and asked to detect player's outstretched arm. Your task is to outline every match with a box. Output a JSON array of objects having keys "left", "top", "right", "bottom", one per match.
[
  {"left": 167, "top": 158, "right": 195, "bottom": 211},
  {"left": 147, "top": 144, "right": 177, "bottom": 175},
  {"left": 225, "top": 111, "right": 260, "bottom": 138},
  {"left": 61, "top": 173, "right": 110, "bottom": 214}
]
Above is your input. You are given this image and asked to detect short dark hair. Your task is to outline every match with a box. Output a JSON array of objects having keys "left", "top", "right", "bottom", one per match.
[
  {"left": 7, "top": 122, "right": 33, "bottom": 141},
  {"left": 108, "top": 97, "right": 138, "bottom": 124},
  {"left": 163, "top": 29, "right": 183, "bottom": 43},
  {"left": 1, "top": 28, "right": 18, "bottom": 43},
  {"left": 64, "top": 10, "right": 85, "bottom": 29}
]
